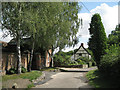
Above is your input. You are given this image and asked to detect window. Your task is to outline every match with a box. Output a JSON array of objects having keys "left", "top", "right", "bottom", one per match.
[{"left": 79, "top": 53, "right": 82, "bottom": 56}]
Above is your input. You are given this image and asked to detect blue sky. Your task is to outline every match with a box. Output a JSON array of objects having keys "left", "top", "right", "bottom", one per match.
[{"left": 79, "top": 2, "right": 118, "bottom": 13}]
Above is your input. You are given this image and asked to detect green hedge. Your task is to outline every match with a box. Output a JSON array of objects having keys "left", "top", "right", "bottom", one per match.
[{"left": 100, "top": 45, "right": 120, "bottom": 77}]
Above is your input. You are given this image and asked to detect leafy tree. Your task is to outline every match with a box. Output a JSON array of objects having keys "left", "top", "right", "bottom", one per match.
[
  {"left": 118, "top": 24, "right": 120, "bottom": 61},
  {"left": 46, "top": 2, "right": 81, "bottom": 67},
  {"left": 22, "top": 2, "right": 45, "bottom": 72},
  {"left": 28, "top": 2, "right": 81, "bottom": 67},
  {"left": 100, "top": 45, "right": 120, "bottom": 76},
  {"left": 88, "top": 13, "right": 107, "bottom": 69},
  {"left": 99, "top": 24, "right": 120, "bottom": 78},
  {"left": 2, "top": 2, "right": 81, "bottom": 72},
  {"left": 22, "top": 2, "right": 70, "bottom": 69},
  {"left": 108, "top": 25, "right": 120, "bottom": 46},
  {"left": 1, "top": 2, "right": 28, "bottom": 74}
]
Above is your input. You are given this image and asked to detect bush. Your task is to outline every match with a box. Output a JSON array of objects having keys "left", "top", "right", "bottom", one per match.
[
  {"left": 21, "top": 66, "right": 27, "bottom": 73},
  {"left": 8, "top": 67, "right": 27, "bottom": 74},
  {"left": 79, "top": 57, "right": 90, "bottom": 63},
  {"left": 86, "top": 69, "right": 120, "bottom": 88},
  {"left": 76, "top": 59, "right": 85, "bottom": 65},
  {"left": 69, "top": 61, "right": 78, "bottom": 65},
  {"left": 54, "top": 51, "right": 73, "bottom": 66},
  {"left": 100, "top": 45, "right": 120, "bottom": 76},
  {"left": 8, "top": 68, "right": 17, "bottom": 74},
  {"left": 75, "top": 57, "right": 96, "bottom": 67}
]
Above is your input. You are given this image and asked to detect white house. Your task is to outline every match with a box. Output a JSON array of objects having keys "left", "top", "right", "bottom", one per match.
[{"left": 71, "top": 43, "right": 91, "bottom": 61}]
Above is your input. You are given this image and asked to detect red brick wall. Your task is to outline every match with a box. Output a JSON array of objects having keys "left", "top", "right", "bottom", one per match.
[
  {"left": 0, "top": 49, "right": 52, "bottom": 75},
  {"left": 34, "top": 49, "right": 52, "bottom": 69},
  {"left": 35, "top": 54, "right": 45, "bottom": 69},
  {"left": 1, "top": 52, "right": 30, "bottom": 75}
]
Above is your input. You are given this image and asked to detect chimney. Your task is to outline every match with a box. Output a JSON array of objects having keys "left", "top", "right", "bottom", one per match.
[{"left": 81, "top": 43, "right": 84, "bottom": 47}]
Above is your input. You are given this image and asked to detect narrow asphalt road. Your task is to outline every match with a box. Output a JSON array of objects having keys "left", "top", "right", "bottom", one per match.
[{"left": 34, "top": 67, "right": 97, "bottom": 88}]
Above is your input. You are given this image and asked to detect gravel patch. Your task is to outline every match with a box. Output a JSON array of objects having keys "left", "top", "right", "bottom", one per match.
[{"left": 2, "top": 78, "right": 32, "bottom": 88}]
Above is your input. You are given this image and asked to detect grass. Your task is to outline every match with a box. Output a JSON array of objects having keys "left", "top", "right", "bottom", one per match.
[
  {"left": 23, "top": 83, "right": 35, "bottom": 90},
  {"left": 86, "top": 69, "right": 120, "bottom": 88},
  {"left": 27, "top": 83, "right": 35, "bottom": 88},
  {"left": 2, "top": 71, "right": 42, "bottom": 82}
]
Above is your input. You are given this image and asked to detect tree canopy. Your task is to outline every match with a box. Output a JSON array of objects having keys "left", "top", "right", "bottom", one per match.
[
  {"left": 107, "top": 25, "right": 120, "bottom": 46},
  {"left": 88, "top": 13, "right": 107, "bottom": 69},
  {"left": 1, "top": 2, "right": 28, "bottom": 74},
  {"left": 1, "top": 2, "right": 81, "bottom": 72}
]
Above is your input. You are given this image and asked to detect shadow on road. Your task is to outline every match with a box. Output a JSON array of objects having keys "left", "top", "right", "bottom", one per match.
[{"left": 59, "top": 69, "right": 88, "bottom": 72}]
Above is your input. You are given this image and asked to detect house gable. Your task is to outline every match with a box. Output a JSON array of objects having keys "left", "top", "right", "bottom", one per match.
[
  {"left": 76, "top": 46, "right": 88, "bottom": 54},
  {"left": 71, "top": 43, "right": 91, "bottom": 61}
]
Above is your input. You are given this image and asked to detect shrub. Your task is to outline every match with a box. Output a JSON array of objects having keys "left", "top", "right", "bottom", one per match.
[
  {"left": 100, "top": 45, "right": 120, "bottom": 76},
  {"left": 75, "top": 57, "right": 96, "bottom": 67},
  {"left": 79, "top": 57, "right": 89, "bottom": 63},
  {"left": 8, "top": 68, "right": 17, "bottom": 74},
  {"left": 54, "top": 51, "right": 73, "bottom": 66},
  {"left": 21, "top": 66, "right": 27, "bottom": 73},
  {"left": 76, "top": 59, "right": 85, "bottom": 65},
  {"left": 69, "top": 61, "right": 78, "bottom": 65}
]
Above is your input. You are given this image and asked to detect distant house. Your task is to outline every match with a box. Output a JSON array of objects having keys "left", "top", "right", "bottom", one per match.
[
  {"left": 0, "top": 40, "right": 52, "bottom": 75},
  {"left": 71, "top": 43, "right": 91, "bottom": 61}
]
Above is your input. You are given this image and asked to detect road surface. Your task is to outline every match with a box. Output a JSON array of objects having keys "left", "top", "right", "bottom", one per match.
[{"left": 34, "top": 67, "right": 97, "bottom": 88}]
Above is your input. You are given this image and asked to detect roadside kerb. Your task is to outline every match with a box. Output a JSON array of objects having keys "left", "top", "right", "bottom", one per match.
[{"left": 32, "top": 72, "right": 45, "bottom": 84}]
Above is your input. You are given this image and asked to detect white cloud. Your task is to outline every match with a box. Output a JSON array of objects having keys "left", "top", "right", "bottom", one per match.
[
  {"left": 90, "top": 3, "right": 118, "bottom": 36},
  {"left": 63, "top": 3, "right": 118, "bottom": 52}
]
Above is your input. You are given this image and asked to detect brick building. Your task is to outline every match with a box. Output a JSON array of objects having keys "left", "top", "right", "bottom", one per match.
[{"left": 0, "top": 40, "right": 52, "bottom": 75}]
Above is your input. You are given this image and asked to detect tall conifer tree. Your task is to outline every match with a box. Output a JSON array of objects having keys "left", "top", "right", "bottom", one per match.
[{"left": 88, "top": 13, "right": 107, "bottom": 69}]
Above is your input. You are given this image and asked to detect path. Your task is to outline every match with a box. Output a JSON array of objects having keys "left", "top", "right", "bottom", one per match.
[{"left": 34, "top": 67, "right": 97, "bottom": 88}]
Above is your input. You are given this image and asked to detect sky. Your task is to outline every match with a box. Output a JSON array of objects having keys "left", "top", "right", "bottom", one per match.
[
  {"left": 63, "top": 2, "right": 118, "bottom": 52},
  {"left": 0, "top": 1, "right": 119, "bottom": 53}
]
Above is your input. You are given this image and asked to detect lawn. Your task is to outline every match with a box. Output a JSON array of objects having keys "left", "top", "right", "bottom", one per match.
[
  {"left": 2, "top": 71, "right": 42, "bottom": 82},
  {"left": 2, "top": 71, "right": 42, "bottom": 88},
  {"left": 86, "top": 69, "right": 120, "bottom": 88}
]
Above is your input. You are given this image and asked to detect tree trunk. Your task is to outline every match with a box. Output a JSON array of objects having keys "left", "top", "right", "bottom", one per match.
[
  {"left": 50, "top": 54, "right": 54, "bottom": 67},
  {"left": 5, "top": 55, "right": 9, "bottom": 73},
  {"left": 51, "top": 50, "right": 54, "bottom": 67},
  {"left": 73, "top": 50, "right": 75, "bottom": 61},
  {"left": 95, "top": 59, "right": 100, "bottom": 70},
  {"left": 16, "top": 34, "right": 22, "bottom": 74},
  {"left": 48, "top": 46, "right": 54, "bottom": 67},
  {"left": 16, "top": 3, "right": 22, "bottom": 74},
  {"left": 28, "top": 41, "right": 34, "bottom": 72}
]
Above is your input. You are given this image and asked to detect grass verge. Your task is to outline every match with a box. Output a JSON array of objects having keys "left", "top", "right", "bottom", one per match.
[
  {"left": 86, "top": 69, "right": 120, "bottom": 88},
  {"left": 27, "top": 83, "right": 35, "bottom": 88},
  {"left": 2, "top": 71, "right": 42, "bottom": 82},
  {"left": 2, "top": 71, "right": 42, "bottom": 89}
]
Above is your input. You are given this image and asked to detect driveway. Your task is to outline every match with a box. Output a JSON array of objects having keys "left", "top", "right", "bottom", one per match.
[{"left": 34, "top": 67, "right": 97, "bottom": 88}]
